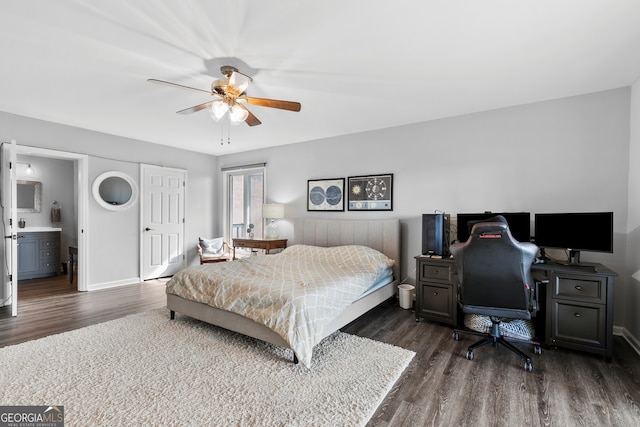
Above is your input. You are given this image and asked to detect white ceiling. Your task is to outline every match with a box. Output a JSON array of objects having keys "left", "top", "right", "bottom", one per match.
[{"left": 2, "top": 1, "right": 640, "bottom": 156}]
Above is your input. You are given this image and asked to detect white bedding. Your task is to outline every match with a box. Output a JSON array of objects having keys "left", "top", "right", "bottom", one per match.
[{"left": 166, "top": 244, "right": 395, "bottom": 367}]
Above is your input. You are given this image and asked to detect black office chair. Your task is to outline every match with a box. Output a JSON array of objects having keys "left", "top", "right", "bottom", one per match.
[{"left": 450, "top": 216, "right": 541, "bottom": 372}]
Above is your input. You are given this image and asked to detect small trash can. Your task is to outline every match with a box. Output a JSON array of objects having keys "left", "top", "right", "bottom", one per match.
[{"left": 398, "top": 284, "right": 415, "bottom": 309}]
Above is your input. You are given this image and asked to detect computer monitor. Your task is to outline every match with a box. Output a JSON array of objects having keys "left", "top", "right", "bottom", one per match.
[
  {"left": 456, "top": 212, "right": 531, "bottom": 243},
  {"left": 534, "top": 212, "right": 613, "bottom": 264}
]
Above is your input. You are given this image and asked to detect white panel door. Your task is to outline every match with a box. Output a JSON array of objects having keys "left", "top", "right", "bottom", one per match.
[{"left": 141, "top": 165, "right": 186, "bottom": 280}]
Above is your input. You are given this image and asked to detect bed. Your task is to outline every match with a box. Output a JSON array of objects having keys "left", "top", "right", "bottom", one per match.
[{"left": 166, "top": 218, "right": 400, "bottom": 367}]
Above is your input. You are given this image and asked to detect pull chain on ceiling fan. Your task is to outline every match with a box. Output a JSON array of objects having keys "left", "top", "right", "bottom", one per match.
[{"left": 148, "top": 65, "right": 302, "bottom": 133}]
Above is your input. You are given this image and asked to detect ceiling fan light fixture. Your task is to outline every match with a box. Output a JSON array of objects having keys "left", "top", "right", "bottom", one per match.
[
  {"left": 149, "top": 64, "right": 299, "bottom": 129},
  {"left": 229, "top": 104, "right": 249, "bottom": 125},
  {"left": 228, "top": 71, "right": 252, "bottom": 95},
  {"left": 210, "top": 100, "right": 228, "bottom": 122}
]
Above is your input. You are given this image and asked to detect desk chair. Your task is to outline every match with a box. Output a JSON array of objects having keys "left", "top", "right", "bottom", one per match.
[
  {"left": 198, "top": 237, "right": 232, "bottom": 264},
  {"left": 450, "top": 216, "right": 541, "bottom": 372}
]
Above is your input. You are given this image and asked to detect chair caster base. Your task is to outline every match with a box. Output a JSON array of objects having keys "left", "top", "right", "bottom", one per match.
[{"left": 524, "top": 359, "right": 533, "bottom": 372}]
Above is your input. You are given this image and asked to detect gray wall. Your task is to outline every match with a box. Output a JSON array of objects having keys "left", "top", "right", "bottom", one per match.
[
  {"left": 626, "top": 79, "right": 640, "bottom": 344},
  {"left": 0, "top": 112, "right": 218, "bottom": 292},
  {"left": 219, "top": 88, "right": 633, "bottom": 335},
  {"left": 88, "top": 156, "right": 141, "bottom": 286}
]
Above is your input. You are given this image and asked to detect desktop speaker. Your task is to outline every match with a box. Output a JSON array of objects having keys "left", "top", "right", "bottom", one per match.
[{"left": 422, "top": 213, "right": 451, "bottom": 256}]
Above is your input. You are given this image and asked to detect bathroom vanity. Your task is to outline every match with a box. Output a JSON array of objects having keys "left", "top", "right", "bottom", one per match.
[{"left": 17, "top": 227, "right": 61, "bottom": 280}]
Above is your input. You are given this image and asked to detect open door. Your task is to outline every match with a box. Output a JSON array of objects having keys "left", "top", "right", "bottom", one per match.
[{"left": 2, "top": 140, "right": 18, "bottom": 316}]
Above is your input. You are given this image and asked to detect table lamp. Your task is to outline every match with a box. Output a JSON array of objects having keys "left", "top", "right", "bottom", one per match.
[{"left": 263, "top": 203, "right": 285, "bottom": 239}]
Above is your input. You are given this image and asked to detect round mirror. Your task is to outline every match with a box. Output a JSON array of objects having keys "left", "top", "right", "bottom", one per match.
[{"left": 92, "top": 171, "right": 138, "bottom": 211}]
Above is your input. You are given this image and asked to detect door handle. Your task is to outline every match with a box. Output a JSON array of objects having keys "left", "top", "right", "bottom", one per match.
[{"left": 145, "top": 227, "right": 154, "bottom": 231}]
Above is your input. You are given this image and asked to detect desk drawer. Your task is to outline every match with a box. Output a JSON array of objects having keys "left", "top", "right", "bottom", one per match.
[
  {"left": 419, "top": 263, "right": 452, "bottom": 282},
  {"left": 417, "top": 283, "right": 454, "bottom": 323},
  {"left": 551, "top": 300, "right": 604, "bottom": 347},
  {"left": 235, "top": 240, "right": 268, "bottom": 250},
  {"left": 553, "top": 274, "right": 606, "bottom": 304},
  {"left": 421, "top": 284, "right": 453, "bottom": 318}
]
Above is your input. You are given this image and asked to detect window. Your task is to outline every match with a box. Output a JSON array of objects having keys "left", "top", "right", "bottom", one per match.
[{"left": 224, "top": 166, "right": 265, "bottom": 242}]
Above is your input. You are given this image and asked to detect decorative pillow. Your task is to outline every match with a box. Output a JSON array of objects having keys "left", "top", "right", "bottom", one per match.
[{"left": 199, "top": 237, "right": 224, "bottom": 255}]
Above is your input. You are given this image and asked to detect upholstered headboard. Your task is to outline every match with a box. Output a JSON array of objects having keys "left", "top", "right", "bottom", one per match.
[{"left": 292, "top": 218, "right": 401, "bottom": 280}]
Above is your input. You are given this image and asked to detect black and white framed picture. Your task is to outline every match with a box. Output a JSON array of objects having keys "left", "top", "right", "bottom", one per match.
[
  {"left": 307, "top": 178, "right": 345, "bottom": 211},
  {"left": 347, "top": 173, "right": 393, "bottom": 211}
]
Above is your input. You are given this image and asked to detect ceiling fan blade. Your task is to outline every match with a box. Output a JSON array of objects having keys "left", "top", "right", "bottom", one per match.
[
  {"left": 177, "top": 100, "right": 216, "bottom": 114},
  {"left": 237, "top": 104, "right": 261, "bottom": 126},
  {"left": 148, "top": 78, "right": 212, "bottom": 96},
  {"left": 241, "top": 97, "right": 301, "bottom": 112}
]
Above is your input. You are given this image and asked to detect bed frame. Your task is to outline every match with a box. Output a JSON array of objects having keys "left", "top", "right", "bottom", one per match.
[{"left": 167, "top": 218, "right": 401, "bottom": 363}]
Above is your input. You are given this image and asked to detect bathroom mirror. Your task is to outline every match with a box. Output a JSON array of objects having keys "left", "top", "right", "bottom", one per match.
[
  {"left": 92, "top": 171, "right": 138, "bottom": 211},
  {"left": 17, "top": 180, "right": 42, "bottom": 213}
]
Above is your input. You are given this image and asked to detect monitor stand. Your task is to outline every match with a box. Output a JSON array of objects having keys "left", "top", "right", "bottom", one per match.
[{"left": 559, "top": 250, "right": 598, "bottom": 271}]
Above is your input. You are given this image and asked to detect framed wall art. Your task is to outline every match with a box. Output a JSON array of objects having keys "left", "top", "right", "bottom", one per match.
[
  {"left": 307, "top": 178, "right": 345, "bottom": 211},
  {"left": 347, "top": 173, "right": 393, "bottom": 211}
]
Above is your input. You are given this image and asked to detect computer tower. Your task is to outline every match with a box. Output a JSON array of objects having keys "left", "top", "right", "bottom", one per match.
[{"left": 422, "top": 213, "right": 450, "bottom": 256}]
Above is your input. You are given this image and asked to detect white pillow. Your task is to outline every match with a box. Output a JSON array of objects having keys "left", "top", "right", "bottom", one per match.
[{"left": 199, "top": 237, "right": 224, "bottom": 255}]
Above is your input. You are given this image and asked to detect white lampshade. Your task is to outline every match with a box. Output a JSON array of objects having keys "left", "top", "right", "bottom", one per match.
[{"left": 262, "top": 203, "right": 285, "bottom": 219}]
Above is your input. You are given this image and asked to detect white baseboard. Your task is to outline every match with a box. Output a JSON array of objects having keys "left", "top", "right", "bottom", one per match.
[
  {"left": 614, "top": 325, "right": 640, "bottom": 356},
  {"left": 86, "top": 277, "right": 142, "bottom": 291}
]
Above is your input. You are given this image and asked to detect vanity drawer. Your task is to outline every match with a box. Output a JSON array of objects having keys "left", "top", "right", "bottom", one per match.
[
  {"left": 553, "top": 274, "right": 606, "bottom": 304},
  {"left": 40, "top": 259, "right": 59, "bottom": 273},
  {"left": 40, "top": 248, "right": 59, "bottom": 259},
  {"left": 40, "top": 238, "right": 60, "bottom": 250}
]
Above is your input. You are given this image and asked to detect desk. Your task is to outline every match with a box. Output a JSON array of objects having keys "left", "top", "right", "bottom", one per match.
[
  {"left": 415, "top": 256, "right": 616, "bottom": 361},
  {"left": 232, "top": 238, "right": 287, "bottom": 259}
]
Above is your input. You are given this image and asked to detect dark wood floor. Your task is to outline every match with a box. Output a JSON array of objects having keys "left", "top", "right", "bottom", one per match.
[
  {"left": 344, "top": 300, "right": 640, "bottom": 427},
  {"left": 0, "top": 274, "right": 167, "bottom": 346},
  {"left": 2, "top": 277, "right": 640, "bottom": 426}
]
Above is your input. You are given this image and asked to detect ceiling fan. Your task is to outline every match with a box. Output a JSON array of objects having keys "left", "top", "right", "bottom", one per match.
[{"left": 148, "top": 65, "right": 301, "bottom": 127}]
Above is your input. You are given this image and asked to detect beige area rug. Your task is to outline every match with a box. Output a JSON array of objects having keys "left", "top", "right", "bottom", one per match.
[{"left": 0, "top": 309, "right": 414, "bottom": 426}]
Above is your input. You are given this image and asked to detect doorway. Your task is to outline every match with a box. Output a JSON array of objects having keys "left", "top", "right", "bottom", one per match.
[
  {"left": 16, "top": 155, "right": 78, "bottom": 298},
  {"left": 2, "top": 144, "right": 88, "bottom": 316}
]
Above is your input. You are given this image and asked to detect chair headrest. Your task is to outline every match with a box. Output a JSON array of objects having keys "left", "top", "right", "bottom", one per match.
[
  {"left": 470, "top": 218, "right": 509, "bottom": 236},
  {"left": 466, "top": 214, "right": 508, "bottom": 233}
]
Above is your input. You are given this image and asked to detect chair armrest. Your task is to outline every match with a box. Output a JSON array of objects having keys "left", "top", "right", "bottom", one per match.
[
  {"left": 222, "top": 241, "right": 231, "bottom": 255},
  {"left": 529, "top": 278, "right": 549, "bottom": 315}
]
